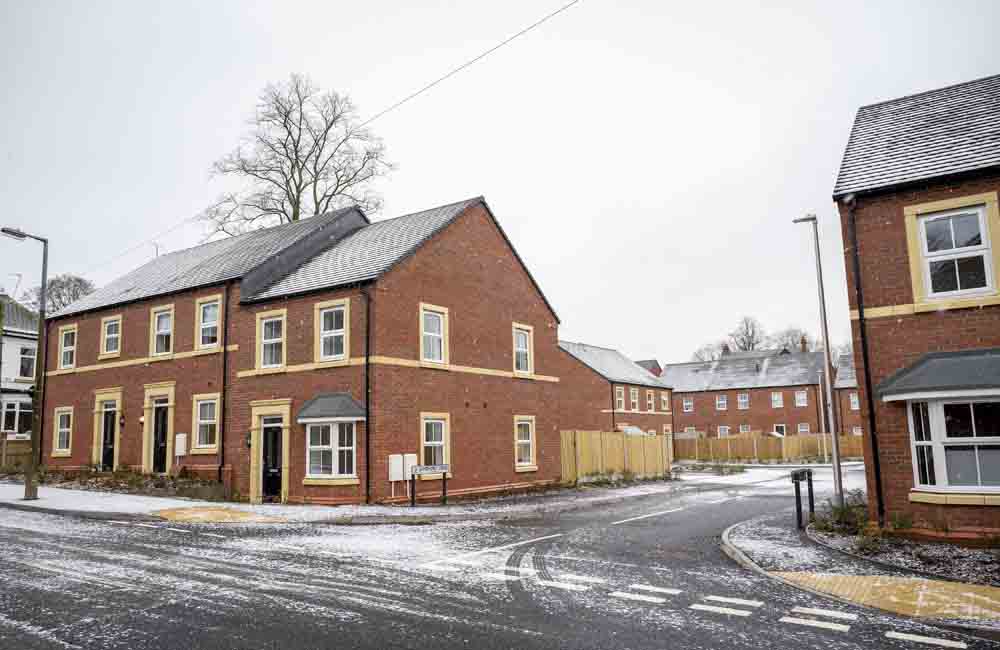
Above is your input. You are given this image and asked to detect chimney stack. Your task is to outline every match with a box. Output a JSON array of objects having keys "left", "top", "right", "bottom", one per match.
[
  {"left": 721, "top": 343, "right": 731, "bottom": 356},
  {"left": 800, "top": 335, "right": 808, "bottom": 353}
]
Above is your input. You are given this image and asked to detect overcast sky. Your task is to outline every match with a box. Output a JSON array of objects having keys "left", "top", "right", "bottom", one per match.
[{"left": 2, "top": 1, "right": 998, "bottom": 363}]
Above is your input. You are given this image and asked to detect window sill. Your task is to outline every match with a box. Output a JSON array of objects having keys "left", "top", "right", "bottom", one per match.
[
  {"left": 314, "top": 357, "right": 350, "bottom": 368},
  {"left": 913, "top": 293, "right": 1000, "bottom": 314},
  {"left": 515, "top": 465, "right": 538, "bottom": 473},
  {"left": 419, "top": 360, "right": 450, "bottom": 370},
  {"left": 188, "top": 446, "right": 219, "bottom": 455},
  {"left": 909, "top": 490, "right": 1000, "bottom": 506},
  {"left": 6, "top": 434, "right": 30, "bottom": 441},
  {"left": 98, "top": 352, "right": 121, "bottom": 361},
  {"left": 149, "top": 353, "right": 175, "bottom": 362},
  {"left": 303, "top": 477, "right": 360, "bottom": 486},
  {"left": 51, "top": 450, "right": 71, "bottom": 458},
  {"left": 13, "top": 377, "right": 34, "bottom": 384}
]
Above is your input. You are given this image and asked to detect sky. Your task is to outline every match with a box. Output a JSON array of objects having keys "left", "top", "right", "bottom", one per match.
[{"left": 1, "top": 0, "right": 998, "bottom": 364}]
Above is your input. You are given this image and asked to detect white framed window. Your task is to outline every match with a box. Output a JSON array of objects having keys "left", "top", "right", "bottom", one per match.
[
  {"left": 798, "top": 423, "right": 810, "bottom": 434},
  {"left": 59, "top": 325, "right": 77, "bottom": 369},
  {"left": 515, "top": 416, "right": 535, "bottom": 469},
  {"left": 420, "top": 304, "right": 448, "bottom": 364},
  {"left": 795, "top": 390, "right": 808, "bottom": 407},
  {"left": 661, "top": 392, "right": 669, "bottom": 411},
  {"left": 737, "top": 392, "right": 749, "bottom": 410},
  {"left": 919, "top": 205, "right": 993, "bottom": 299},
  {"left": 774, "top": 423, "right": 786, "bottom": 436},
  {"left": 663, "top": 424, "right": 672, "bottom": 435},
  {"left": 307, "top": 422, "right": 356, "bottom": 477},
  {"left": 771, "top": 391, "right": 784, "bottom": 408},
  {"left": 422, "top": 417, "right": 447, "bottom": 466},
  {"left": 101, "top": 317, "right": 121, "bottom": 357},
  {"left": 718, "top": 425, "right": 730, "bottom": 438},
  {"left": 908, "top": 399, "right": 1000, "bottom": 491},
  {"left": 852, "top": 426, "right": 863, "bottom": 436},
  {"left": 319, "top": 305, "right": 347, "bottom": 361},
  {"left": 151, "top": 306, "right": 173, "bottom": 355},
  {"left": 646, "top": 390, "right": 655, "bottom": 411},
  {"left": 615, "top": 387, "right": 625, "bottom": 411},
  {"left": 194, "top": 398, "right": 218, "bottom": 448},
  {"left": 739, "top": 423, "right": 751, "bottom": 434},
  {"left": 849, "top": 392, "right": 860, "bottom": 410},
  {"left": 716, "top": 394, "right": 728, "bottom": 411},
  {"left": 630, "top": 388, "right": 639, "bottom": 411},
  {"left": 682, "top": 396, "right": 694, "bottom": 413},
  {"left": 2, "top": 402, "right": 32, "bottom": 438},
  {"left": 53, "top": 407, "right": 72, "bottom": 454},
  {"left": 197, "top": 298, "right": 220, "bottom": 349},
  {"left": 513, "top": 324, "right": 533, "bottom": 374},
  {"left": 257, "top": 311, "right": 286, "bottom": 369},
  {"left": 18, "top": 346, "right": 35, "bottom": 378},
  {"left": 684, "top": 427, "right": 697, "bottom": 433}
]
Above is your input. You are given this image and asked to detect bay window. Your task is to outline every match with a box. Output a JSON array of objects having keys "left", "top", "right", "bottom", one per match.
[{"left": 908, "top": 399, "right": 1000, "bottom": 490}]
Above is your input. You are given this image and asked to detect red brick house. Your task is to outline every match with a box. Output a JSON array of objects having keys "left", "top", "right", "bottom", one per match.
[
  {"left": 834, "top": 74, "right": 1000, "bottom": 537},
  {"left": 833, "top": 353, "right": 863, "bottom": 437},
  {"left": 558, "top": 341, "right": 674, "bottom": 435},
  {"left": 42, "top": 197, "right": 607, "bottom": 504},
  {"left": 659, "top": 348, "right": 829, "bottom": 438}
]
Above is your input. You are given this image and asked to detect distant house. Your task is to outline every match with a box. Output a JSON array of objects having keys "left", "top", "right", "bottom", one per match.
[
  {"left": 660, "top": 346, "right": 828, "bottom": 438},
  {"left": 833, "top": 73, "right": 1000, "bottom": 538},
  {"left": 1, "top": 294, "right": 38, "bottom": 443},
  {"left": 833, "top": 353, "right": 862, "bottom": 437}
]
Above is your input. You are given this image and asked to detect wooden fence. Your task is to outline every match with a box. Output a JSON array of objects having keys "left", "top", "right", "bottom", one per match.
[
  {"left": 560, "top": 430, "right": 672, "bottom": 484},
  {"left": 1, "top": 439, "right": 32, "bottom": 469},
  {"left": 673, "top": 433, "right": 863, "bottom": 463}
]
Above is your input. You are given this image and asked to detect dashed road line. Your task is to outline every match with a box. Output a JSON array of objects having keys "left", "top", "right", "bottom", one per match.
[
  {"left": 108, "top": 520, "right": 132, "bottom": 525},
  {"left": 790, "top": 606, "right": 857, "bottom": 621},
  {"left": 536, "top": 580, "right": 589, "bottom": 592},
  {"left": 165, "top": 528, "right": 191, "bottom": 534},
  {"left": 610, "top": 507, "right": 684, "bottom": 525},
  {"left": 201, "top": 533, "right": 227, "bottom": 539},
  {"left": 558, "top": 574, "right": 607, "bottom": 584},
  {"left": 427, "top": 564, "right": 462, "bottom": 572},
  {"left": 705, "top": 595, "right": 763, "bottom": 608},
  {"left": 482, "top": 572, "right": 521, "bottom": 581},
  {"left": 884, "top": 632, "right": 967, "bottom": 649},
  {"left": 514, "top": 567, "right": 539, "bottom": 575},
  {"left": 629, "top": 584, "right": 682, "bottom": 595},
  {"left": 134, "top": 523, "right": 161, "bottom": 529},
  {"left": 779, "top": 616, "right": 850, "bottom": 633},
  {"left": 609, "top": 591, "right": 666, "bottom": 605},
  {"left": 447, "top": 559, "right": 484, "bottom": 566},
  {"left": 424, "top": 533, "right": 564, "bottom": 568},
  {"left": 689, "top": 603, "right": 753, "bottom": 617}
]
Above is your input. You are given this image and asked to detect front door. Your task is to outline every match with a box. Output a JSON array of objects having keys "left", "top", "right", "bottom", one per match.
[
  {"left": 261, "top": 416, "right": 283, "bottom": 501},
  {"left": 152, "top": 398, "right": 168, "bottom": 473},
  {"left": 101, "top": 400, "right": 116, "bottom": 471}
]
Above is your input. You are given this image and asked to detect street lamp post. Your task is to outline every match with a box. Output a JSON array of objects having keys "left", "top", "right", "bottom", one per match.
[
  {"left": 792, "top": 214, "right": 844, "bottom": 507},
  {"left": 2, "top": 226, "right": 48, "bottom": 500}
]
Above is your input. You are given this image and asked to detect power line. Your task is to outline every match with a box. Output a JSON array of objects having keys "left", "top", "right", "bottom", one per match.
[{"left": 79, "top": 0, "right": 582, "bottom": 279}]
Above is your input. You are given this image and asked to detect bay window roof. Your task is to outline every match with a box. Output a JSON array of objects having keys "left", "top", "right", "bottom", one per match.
[{"left": 878, "top": 348, "right": 1000, "bottom": 400}]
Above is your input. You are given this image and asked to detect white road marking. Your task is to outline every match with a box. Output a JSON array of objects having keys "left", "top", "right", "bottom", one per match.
[
  {"left": 537, "top": 580, "right": 589, "bottom": 592},
  {"left": 705, "top": 595, "right": 763, "bottom": 608},
  {"left": 427, "top": 564, "right": 462, "bottom": 572},
  {"left": 884, "top": 632, "right": 967, "bottom": 648},
  {"left": 446, "top": 559, "right": 484, "bottom": 566},
  {"left": 610, "top": 591, "right": 666, "bottom": 605},
  {"left": 424, "top": 533, "right": 564, "bottom": 567},
  {"left": 481, "top": 572, "right": 521, "bottom": 580},
  {"left": 165, "top": 528, "right": 191, "bottom": 534},
  {"left": 690, "top": 603, "right": 752, "bottom": 617},
  {"left": 201, "top": 532, "right": 227, "bottom": 539},
  {"left": 514, "top": 567, "right": 539, "bottom": 575},
  {"left": 108, "top": 521, "right": 132, "bottom": 525},
  {"left": 610, "top": 508, "right": 684, "bottom": 525},
  {"left": 629, "top": 584, "right": 682, "bottom": 595},
  {"left": 779, "top": 616, "right": 850, "bottom": 633},
  {"left": 134, "top": 523, "right": 161, "bottom": 529},
  {"left": 558, "top": 574, "right": 607, "bottom": 584},
  {"left": 790, "top": 606, "right": 857, "bottom": 621}
]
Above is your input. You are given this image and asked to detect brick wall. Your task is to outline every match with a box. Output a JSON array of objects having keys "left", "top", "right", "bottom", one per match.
[
  {"left": 838, "top": 169, "right": 1000, "bottom": 535},
  {"left": 835, "top": 388, "right": 863, "bottom": 436},
  {"left": 608, "top": 382, "right": 673, "bottom": 434},
  {"left": 670, "top": 384, "right": 824, "bottom": 437}
]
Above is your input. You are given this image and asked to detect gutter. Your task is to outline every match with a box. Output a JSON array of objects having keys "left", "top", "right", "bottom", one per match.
[
  {"left": 845, "top": 193, "right": 886, "bottom": 527},
  {"left": 363, "top": 284, "right": 373, "bottom": 504},
  {"left": 610, "top": 383, "right": 616, "bottom": 431},
  {"left": 217, "top": 282, "right": 232, "bottom": 485}
]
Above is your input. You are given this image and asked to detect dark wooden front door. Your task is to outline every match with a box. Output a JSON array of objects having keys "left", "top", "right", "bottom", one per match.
[
  {"left": 153, "top": 399, "right": 168, "bottom": 474},
  {"left": 261, "top": 417, "right": 283, "bottom": 501},
  {"left": 101, "top": 401, "right": 116, "bottom": 471}
]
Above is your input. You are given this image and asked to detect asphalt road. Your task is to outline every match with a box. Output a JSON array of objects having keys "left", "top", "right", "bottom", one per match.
[{"left": 0, "top": 467, "right": 995, "bottom": 650}]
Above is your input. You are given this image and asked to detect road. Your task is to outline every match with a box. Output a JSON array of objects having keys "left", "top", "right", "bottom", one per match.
[{"left": 0, "top": 466, "right": 994, "bottom": 649}]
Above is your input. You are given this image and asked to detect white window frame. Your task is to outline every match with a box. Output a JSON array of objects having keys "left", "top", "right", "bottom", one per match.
[
  {"left": 716, "top": 394, "right": 727, "bottom": 411},
  {"left": 420, "top": 304, "right": 449, "bottom": 365},
  {"left": 53, "top": 406, "right": 72, "bottom": 455},
  {"left": 514, "top": 415, "right": 536, "bottom": 470},
  {"left": 795, "top": 390, "right": 808, "bottom": 407},
  {"left": 512, "top": 323, "right": 534, "bottom": 375},
  {"left": 318, "top": 304, "right": 347, "bottom": 362},
  {"left": 918, "top": 205, "right": 994, "bottom": 300},
  {"left": 661, "top": 392, "right": 669, "bottom": 411},
  {"left": 18, "top": 345, "right": 35, "bottom": 379},
  {"left": 737, "top": 392, "right": 749, "bottom": 410},
  {"left": 852, "top": 426, "right": 863, "bottom": 436},
  {"left": 615, "top": 387, "right": 625, "bottom": 411},
  {"left": 194, "top": 397, "right": 219, "bottom": 449},
  {"left": 306, "top": 421, "right": 356, "bottom": 478},
  {"left": 646, "top": 390, "right": 655, "bottom": 412},
  {"left": 774, "top": 423, "right": 786, "bottom": 436},
  {"left": 256, "top": 310, "right": 287, "bottom": 369},
  {"left": 101, "top": 316, "right": 122, "bottom": 358},
  {"left": 150, "top": 306, "right": 174, "bottom": 356},
  {"left": 2, "top": 401, "right": 32, "bottom": 439},
  {"left": 798, "top": 423, "right": 810, "bottom": 434},
  {"left": 629, "top": 388, "right": 639, "bottom": 411},
  {"left": 849, "top": 392, "right": 860, "bottom": 410},
  {"left": 196, "top": 296, "right": 221, "bottom": 350},
  {"left": 421, "top": 415, "right": 449, "bottom": 469},
  {"left": 771, "top": 391, "right": 784, "bottom": 408},
  {"left": 718, "top": 425, "right": 730, "bottom": 438},
  {"left": 58, "top": 324, "right": 77, "bottom": 369},
  {"left": 682, "top": 396, "right": 694, "bottom": 413},
  {"left": 684, "top": 427, "right": 697, "bottom": 434},
  {"left": 907, "top": 397, "right": 1000, "bottom": 493},
  {"left": 739, "top": 424, "right": 751, "bottom": 434}
]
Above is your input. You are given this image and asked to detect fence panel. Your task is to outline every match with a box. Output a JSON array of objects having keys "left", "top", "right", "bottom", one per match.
[{"left": 560, "top": 431, "right": 672, "bottom": 483}]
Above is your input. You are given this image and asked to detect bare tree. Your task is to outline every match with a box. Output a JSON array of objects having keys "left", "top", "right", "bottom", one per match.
[
  {"left": 20, "top": 274, "right": 95, "bottom": 313},
  {"left": 692, "top": 341, "right": 726, "bottom": 362},
  {"left": 769, "top": 327, "right": 819, "bottom": 353},
  {"left": 728, "top": 316, "right": 766, "bottom": 352},
  {"left": 834, "top": 341, "right": 853, "bottom": 358},
  {"left": 202, "top": 74, "right": 392, "bottom": 236}
]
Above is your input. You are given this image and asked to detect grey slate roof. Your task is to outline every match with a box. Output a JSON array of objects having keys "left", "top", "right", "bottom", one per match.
[
  {"left": 660, "top": 351, "right": 824, "bottom": 393},
  {"left": 834, "top": 353, "right": 857, "bottom": 390},
  {"left": 297, "top": 393, "right": 366, "bottom": 421},
  {"left": 247, "top": 198, "right": 479, "bottom": 301},
  {"left": 877, "top": 348, "right": 1000, "bottom": 399},
  {"left": 833, "top": 74, "right": 1000, "bottom": 198},
  {"left": 559, "top": 341, "right": 671, "bottom": 389},
  {"left": 0, "top": 295, "right": 38, "bottom": 333}
]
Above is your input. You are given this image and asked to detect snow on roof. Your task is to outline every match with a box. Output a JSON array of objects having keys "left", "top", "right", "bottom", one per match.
[
  {"left": 559, "top": 340, "right": 671, "bottom": 389},
  {"left": 660, "top": 350, "right": 825, "bottom": 393},
  {"left": 834, "top": 353, "right": 857, "bottom": 390}
]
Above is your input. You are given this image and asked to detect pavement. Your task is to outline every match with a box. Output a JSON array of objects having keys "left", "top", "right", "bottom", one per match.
[
  {"left": 2, "top": 464, "right": 998, "bottom": 649},
  {"left": 723, "top": 509, "right": 1000, "bottom": 635}
]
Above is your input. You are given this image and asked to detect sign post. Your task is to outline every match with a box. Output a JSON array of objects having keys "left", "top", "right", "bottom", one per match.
[{"left": 409, "top": 464, "right": 450, "bottom": 508}]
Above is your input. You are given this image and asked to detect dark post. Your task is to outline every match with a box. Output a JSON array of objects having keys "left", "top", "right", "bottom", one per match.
[
  {"left": 806, "top": 469, "right": 815, "bottom": 521},
  {"left": 410, "top": 472, "right": 416, "bottom": 508},
  {"left": 442, "top": 472, "right": 447, "bottom": 505},
  {"left": 794, "top": 479, "right": 802, "bottom": 530}
]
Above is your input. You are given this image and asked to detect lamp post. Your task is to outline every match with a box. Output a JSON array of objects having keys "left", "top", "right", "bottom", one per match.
[
  {"left": 2, "top": 227, "right": 48, "bottom": 500},
  {"left": 792, "top": 214, "right": 843, "bottom": 507}
]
